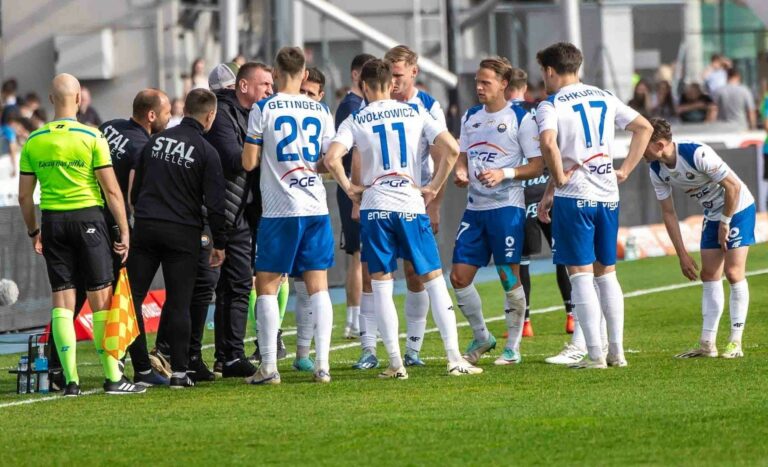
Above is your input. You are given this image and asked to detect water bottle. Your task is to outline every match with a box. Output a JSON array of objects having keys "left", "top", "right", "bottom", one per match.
[
  {"left": 29, "top": 372, "right": 36, "bottom": 394},
  {"left": 35, "top": 346, "right": 49, "bottom": 394},
  {"left": 18, "top": 355, "right": 29, "bottom": 394}
]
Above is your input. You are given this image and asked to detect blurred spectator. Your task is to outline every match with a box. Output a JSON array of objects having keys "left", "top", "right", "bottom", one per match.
[
  {"left": 703, "top": 54, "right": 731, "bottom": 95},
  {"left": 678, "top": 83, "right": 717, "bottom": 123},
  {"left": 715, "top": 68, "right": 756, "bottom": 130},
  {"left": 1, "top": 78, "right": 18, "bottom": 106},
  {"left": 0, "top": 107, "right": 20, "bottom": 177},
  {"left": 655, "top": 63, "right": 675, "bottom": 84},
  {"left": 183, "top": 58, "right": 209, "bottom": 95},
  {"left": 653, "top": 80, "right": 676, "bottom": 120},
  {"left": 167, "top": 97, "right": 185, "bottom": 128},
  {"left": 628, "top": 79, "right": 653, "bottom": 118},
  {"left": 334, "top": 86, "right": 350, "bottom": 103},
  {"left": 208, "top": 62, "right": 239, "bottom": 91},
  {"left": 232, "top": 54, "right": 247, "bottom": 67},
  {"left": 76, "top": 86, "right": 102, "bottom": 127}
]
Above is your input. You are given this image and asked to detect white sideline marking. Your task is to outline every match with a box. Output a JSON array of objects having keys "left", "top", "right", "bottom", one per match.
[{"left": 2, "top": 268, "right": 766, "bottom": 410}]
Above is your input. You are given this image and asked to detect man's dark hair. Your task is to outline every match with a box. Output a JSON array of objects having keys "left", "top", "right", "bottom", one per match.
[
  {"left": 360, "top": 59, "right": 392, "bottom": 93},
  {"left": 274, "top": 47, "right": 306, "bottom": 77},
  {"left": 184, "top": 88, "right": 217, "bottom": 118},
  {"left": 132, "top": 89, "right": 165, "bottom": 120},
  {"left": 351, "top": 53, "right": 376, "bottom": 72},
  {"left": 306, "top": 67, "right": 326, "bottom": 91},
  {"left": 536, "top": 42, "right": 583, "bottom": 75},
  {"left": 727, "top": 68, "right": 741, "bottom": 80},
  {"left": 1, "top": 79, "right": 18, "bottom": 95},
  {"left": 648, "top": 117, "right": 673, "bottom": 142},
  {"left": 508, "top": 68, "right": 528, "bottom": 91},
  {"left": 236, "top": 62, "right": 272, "bottom": 83},
  {"left": 23, "top": 92, "right": 41, "bottom": 105}
]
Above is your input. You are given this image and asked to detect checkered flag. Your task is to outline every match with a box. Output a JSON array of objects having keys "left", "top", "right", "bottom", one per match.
[{"left": 103, "top": 268, "right": 140, "bottom": 360}]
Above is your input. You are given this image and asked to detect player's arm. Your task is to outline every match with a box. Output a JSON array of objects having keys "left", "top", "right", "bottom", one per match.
[
  {"left": 453, "top": 152, "right": 469, "bottom": 187},
  {"left": 242, "top": 106, "right": 264, "bottom": 171},
  {"left": 242, "top": 143, "right": 262, "bottom": 171},
  {"left": 716, "top": 174, "right": 741, "bottom": 251},
  {"left": 18, "top": 173, "right": 41, "bottom": 255},
  {"left": 479, "top": 115, "right": 545, "bottom": 187},
  {"left": 614, "top": 115, "right": 653, "bottom": 183},
  {"left": 423, "top": 131, "right": 460, "bottom": 206},
  {"left": 537, "top": 180, "right": 555, "bottom": 224},
  {"left": 350, "top": 147, "right": 362, "bottom": 221},
  {"left": 93, "top": 135, "right": 130, "bottom": 263},
  {"left": 325, "top": 141, "right": 362, "bottom": 202},
  {"left": 658, "top": 196, "right": 698, "bottom": 281},
  {"left": 539, "top": 129, "right": 567, "bottom": 187}
]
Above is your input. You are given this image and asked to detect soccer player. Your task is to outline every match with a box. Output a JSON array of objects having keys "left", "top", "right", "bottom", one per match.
[
  {"left": 450, "top": 58, "right": 544, "bottom": 366},
  {"left": 643, "top": 118, "right": 754, "bottom": 358},
  {"left": 535, "top": 42, "right": 652, "bottom": 369},
  {"left": 242, "top": 47, "right": 336, "bottom": 384},
  {"left": 324, "top": 58, "right": 481, "bottom": 379},
  {"left": 18, "top": 73, "right": 144, "bottom": 395},
  {"left": 383, "top": 45, "right": 447, "bottom": 366}
]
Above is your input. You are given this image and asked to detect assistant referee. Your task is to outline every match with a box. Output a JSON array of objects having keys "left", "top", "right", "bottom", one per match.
[{"left": 18, "top": 73, "right": 145, "bottom": 396}]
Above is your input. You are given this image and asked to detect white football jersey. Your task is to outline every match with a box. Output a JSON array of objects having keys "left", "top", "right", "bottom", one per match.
[
  {"left": 459, "top": 102, "right": 541, "bottom": 210},
  {"left": 649, "top": 140, "right": 754, "bottom": 220},
  {"left": 333, "top": 99, "right": 446, "bottom": 214},
  {"left": 404, "top": 89, "right": 446, "bottom": 185},
  {"left": 246, "top": 93, "right": 335, "bottom": 217},
  {"left": 536, "top": 83, "right": 639, "bottom": 202}
]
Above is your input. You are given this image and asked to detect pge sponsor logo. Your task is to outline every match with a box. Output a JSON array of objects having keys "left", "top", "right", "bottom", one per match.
[
  {"left": 469, "top": 150, "right": 497, "bottom": 164},
  {"left": 288, "top": 176, "right": 317, "bottom": 188},
  {"left": 588, "top": 163, "right": 613, "bottom": 175},
  {"left": 378, "top": 179, "right": 410, "bottom": 188}
]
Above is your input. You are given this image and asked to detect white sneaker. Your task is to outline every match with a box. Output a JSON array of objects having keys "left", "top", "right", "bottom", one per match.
[
  {"left": 568, "top": 355, "right": 607, "bottom": 369},
  {"left": 720, "top": 341, "right": 744, "bottom": 359},
  {"left": 607, "top": 353, "right": 628, "bottom": 367},
  {"left": 377, "top": 366, "right": 408, "bottom": 380},
  {"left": 545, "top": 343, "right": 587, "bottom": 365},
  {"left": 447, "top": 358, "right": 483, "bottom": 376},
  {"left": 245, "top": 367, "right": 281, "bottom": 385},
  {"left": 675, "top": 340, "right": 718, "bottom": 359},
  {"left": 343, "top": 326, "right": 359, "bottom": 339},
  {"left": 313, "top": 369, "right": 332, "bottom": 383}
]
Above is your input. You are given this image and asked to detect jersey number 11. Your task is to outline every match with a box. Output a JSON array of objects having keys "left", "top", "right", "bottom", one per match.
[{"left": 372, "top": 122, "right": 407, "bottom": 170}]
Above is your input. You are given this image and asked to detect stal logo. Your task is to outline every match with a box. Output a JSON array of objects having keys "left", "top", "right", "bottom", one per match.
[{"left": 497, "top": 123, "right": 507, "bottom": 133}]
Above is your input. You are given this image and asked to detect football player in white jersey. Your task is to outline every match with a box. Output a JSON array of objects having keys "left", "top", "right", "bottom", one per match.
[
  {"left": 242, "top": 47, "right": 336, "bottom": 384},
  {"left": 535, "top": 42, "right": 652, "bottom": 369},
  {"left": 644, "top": 118, "right": 755, "bottom": 358},
  {"left": 450, "top": 57, "right": 545, "bottom": 366},
  {"left": 324, "top": 59, "right": 482, "bottom": 379},
  {"left": 381, "top": 45, "right": 447, "bottom": 366}
]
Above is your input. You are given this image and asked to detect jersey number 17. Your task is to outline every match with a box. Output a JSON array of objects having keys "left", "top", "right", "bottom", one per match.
[{"left": 572, "top": 100, "right": 607, "bottom": 149}]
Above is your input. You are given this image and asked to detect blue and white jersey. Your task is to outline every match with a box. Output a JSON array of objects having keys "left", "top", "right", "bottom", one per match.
[
  {"left": 649, "top": 140, "right": 754, "bottom": 221},
  {"left": 333, "top": 99, "right": 446, "bottom": 214},
  {"left": 536, "top": 83, "right": 639, "bottom": 202},
  {"left": 459, "top": 102, "right": 541, "bottom": 211},
  {"left": 405, "top": 89, "right": 447, "bottom": 185},
  {"left": 246, "top": 92, "right": 336, "bottom": 218}
]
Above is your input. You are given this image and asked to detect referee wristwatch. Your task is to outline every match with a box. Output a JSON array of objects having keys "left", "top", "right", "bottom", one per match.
[{"left": 27, "top": 228, "right": 40, "bottom": 237}]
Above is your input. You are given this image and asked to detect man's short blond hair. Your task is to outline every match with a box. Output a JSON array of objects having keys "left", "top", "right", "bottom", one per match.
[{"left": 384, "top": 45, "right": 418, "bottom": 66}]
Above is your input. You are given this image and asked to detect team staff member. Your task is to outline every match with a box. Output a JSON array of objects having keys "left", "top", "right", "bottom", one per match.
[
  {"left": 18, "top": 73, "right": 144, "bottom": 396},
  {"left": 129, "top": 89, "right": 227, "bottom": 389}
]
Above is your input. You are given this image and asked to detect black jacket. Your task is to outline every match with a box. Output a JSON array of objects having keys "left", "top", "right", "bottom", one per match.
[
  {"left": 204, "top": 89, "right": 260, "bottom": 229},
  {"left": 131, "top": 117, "right": 227, "bottom": 248},
  {"left": 99, "top": 118, "right": 149, "bottom": 226}
]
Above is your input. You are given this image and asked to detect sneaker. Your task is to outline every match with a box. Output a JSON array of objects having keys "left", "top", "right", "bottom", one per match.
[
  {"left": 213, "top": 360, "right": 224, "bottom": 378},
  {"left": 248, "top": 340, "right": 261, "bottom": 364},
  {"left": 63, "top": 381, "right": 81, "bottom": 397},
  {"left": 447, "top": 358, "right": 483, "bottom": 376},
  {"left": 721, "top": 341, "right": 744, "bottom": 359},
  {"left": 352, "top": 350, "right": 379, "bottom": 370},
  {"left": 568, "top": 355, "right": 607, "bottom": 369},
  {"left": 545, "top": 343, "right": 587, "bottom": 365},
  {"left": 245, "top": 367, "right": 281, "bottom": 385},
  {"left": 149, "top": 348, "right": 172, "bottom": 378},
  {"left": 675, "top": 340, "right": 718, "bottom": 359},
  {"left": 222, "top": 357, "right": 257, "bottom": 378},
  {"left": 292, "top": 356, "right": 316, "bottom": 372},
  {"left": 134, "top": 369, "right": 170, "bottom": 387},
  {"left": 313, "top": 369, "right": 332, "bottom": 383},
  {"left": 169, "top": 374, "right": 195, "bottom": 389},
  {"left": 607, "top": 353, "right": 628, "bottom": 367},
  {"left": 378, "top": 366, "right": 408, "bottom": 379},
  {"left": 188, "top": 355, "right": 216, "bottom": 382},
  {"left": 276, "top": 330, "right": 287, "bottom": 360},
  {"left": 494, "top": 348, "right": 522, "bottom": 365},
  {"left": 404, "top": 350, "right": 426, "bottom": 367},
  {"left": 522, "top": 320, "right": 534, "bottom": 337},
  {"left": 565, "top": 313, "right": 575, "bottom": 334},
  {"left": 344, "top": 326, "right": 359, "bottom": 340},
  {"left": 104, "top": 377, "right": 147, "bottom": 395},
  {"left": 463, "top": 335, "right": 497, "bottom": 364}
]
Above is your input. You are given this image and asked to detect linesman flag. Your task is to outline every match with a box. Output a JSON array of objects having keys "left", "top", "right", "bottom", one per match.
[{"left": 103, "top": 268, "right": 140, "bottom": 360}]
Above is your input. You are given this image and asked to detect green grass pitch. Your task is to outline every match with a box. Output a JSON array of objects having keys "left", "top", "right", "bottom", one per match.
[{"left": 1, "top": 244, "right": 767, "bottom": 465}]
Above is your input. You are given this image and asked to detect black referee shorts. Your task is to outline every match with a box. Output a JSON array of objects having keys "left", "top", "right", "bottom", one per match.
[
  {"left": 336, "top": 185, "right": 360, "bottom": 255},
  {"left": 41, "top": 206, "right": 114, "bottom": 292}
]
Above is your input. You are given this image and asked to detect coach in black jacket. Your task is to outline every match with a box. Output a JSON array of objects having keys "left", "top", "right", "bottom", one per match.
[
  {"left": 129, "top": 89, "right": 227, "bottom": 389},
  {"left": 205, "top": 62, "right": 273, "bottom": 377}
]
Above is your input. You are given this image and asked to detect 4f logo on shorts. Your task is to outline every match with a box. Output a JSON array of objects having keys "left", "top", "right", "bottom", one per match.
[
  {"left": 505, "top": 236, "right": 516, "bottom": 259},
  {"left": 729, "top": 227, "right": 742, "bottom": 248}
]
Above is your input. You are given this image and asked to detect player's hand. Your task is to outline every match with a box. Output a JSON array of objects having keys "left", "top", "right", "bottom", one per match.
[
  {"left": 615, "top": 169, "right": 628, "bottom": 184},
  {"left": 477, "top": 169, "right": 505, "bottom": 188},
  {"left": 113, "top": 231, "right": 129, "bottom": 264},
  {"left": 718, "top": 222, "right": 730, "bottom": 252},
  {"left": 347, "top": 184, "right": 364, "bottom": 204},
  {"left": 31, "top": 232, "right": 43, "bottom": 255},
  {"left": 421, "top": 185, "right": 438, "bottom": 207},
  {"left": 537, "top": 195, "right": 554, "bottom": 224},
  {"left": 453, "top": 167, "right": 469, "bottom": 187},
  {"left": 352, "top": 202, "right": 361, "bottom": 222},
  {"left": 426, "top": 202, "right": 440, "bottom": 234},
  {"left": 679, "top": 253, "right": 699, "bottom": 281},
  {"left": 210, "top": 248, "right": 226, "bottom": 268}
]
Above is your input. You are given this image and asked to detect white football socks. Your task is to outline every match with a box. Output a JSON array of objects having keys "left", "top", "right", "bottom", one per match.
[
  {"left": 371, "top": 279, "right": 402, "bottom": 368},
  {"left": 571, "top": 312, "right": 587, "bottom": 350},
  {"left": 701, "top": 280, "right": 725, "bottom": 343},
  {"left": 256, "top": 295, "right": 280, "bottom": 374},
  {"left": 570, "top": 273, "right": 603, "bottom": 361},
  {"left": 311, "top": 291, "right": 333, "bottom": 372},
  {"left": 595, "top": 272, "right": 625, "bottom": 356},
  {"left": 728, "top": 279, "right": 749, "bottom": 343},
  {"left": 454, "top": 284, "right": 489, "bottom": 342},
  {"left": 294, "top": 281, "right": 312, "bottom": 358},
  {"left": 360, "top": 292, "right": 377, "bottom": 353},
  {"left": 405, "top": 290, "right": 429, "bottom": 353},
  {"left": 346, "top": 306, "right": 360, "bottom": 331},
  {"left": 424, "top": 277, "right": 462, "bottom": 363},
  {"left": 504, "top": 286, "right": 526, "bottom": 351}
]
